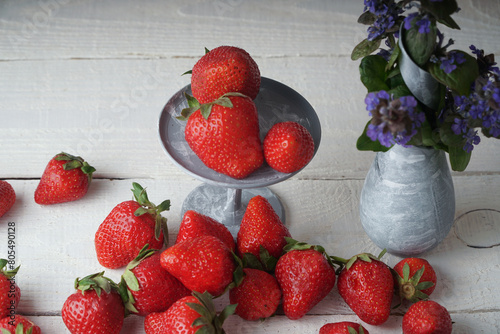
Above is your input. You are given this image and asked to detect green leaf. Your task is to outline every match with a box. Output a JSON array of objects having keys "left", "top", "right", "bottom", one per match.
[
  {"left": 420, "top": 0, "right": 460, "bottom": 30},
  {"left": 200, "top": 103, "right": 213, "bottom": 120},
  {"left": 448, "top": 145, "right": 471, "bottom": 171},
  {"left": 402, "top": 18, "right": 437, "bottom": 67},
  {"left": 428, "top": 51, "right": 479, "bottom": 96},
  {"left": 359, "top": 55, "right": 389, "bottom": 92},
  {"left": 357, "top": 11, "right": 376, "bottom": 25},
  {"left": 122, "top": 269, "right": 140, "bottom": 292},
  {"left": 219, "top": 303, "right": 237, "bottom": 323},
  {"left": 351, "top": 38, "right": 381, "bottom": 61}
]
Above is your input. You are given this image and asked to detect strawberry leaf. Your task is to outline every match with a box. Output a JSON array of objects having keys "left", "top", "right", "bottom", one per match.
[{"left": 200, "top": 103, "right": 213, "bottom": 120}]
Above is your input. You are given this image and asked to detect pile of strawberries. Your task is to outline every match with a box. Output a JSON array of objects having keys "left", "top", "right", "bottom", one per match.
[
  {"left": 0, "top": 46, "right": 453, "bottom": 334},
  {"left": 179, "top": 45, "right": 315, "bottom": 178}
]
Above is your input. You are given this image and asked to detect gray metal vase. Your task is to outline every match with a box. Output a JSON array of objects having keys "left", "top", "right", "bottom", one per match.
[
  {"left": 359, "top": 145, "right": 455, "bottom": 256},
  {"left": 359, "top": 24, "right": 456, "bottom": 256}
]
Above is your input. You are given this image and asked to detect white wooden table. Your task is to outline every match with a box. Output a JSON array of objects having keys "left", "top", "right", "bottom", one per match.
[{"left": 1, "top": 1, "right": 499, "bottom": 333}]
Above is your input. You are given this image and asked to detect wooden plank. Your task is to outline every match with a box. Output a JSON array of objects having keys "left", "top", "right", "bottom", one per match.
[
  {"left": 1, "top": 57, "right": 500, "bottom": 180},
  {"left": 1, "top": 0, "right": 499, "bottom": 60}
]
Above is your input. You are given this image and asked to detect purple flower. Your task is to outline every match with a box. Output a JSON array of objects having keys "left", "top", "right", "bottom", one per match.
[
  {"left": 439, "top": 51, "right": 466, "bottom": 74},
  {"left": 403, "top": 12, "right": 418, "bottom": 30},
  {"left": 364, "top": 0, "right": 402, "bottom": 41},
  {"left": 364, "top": 91, "right": 424, "bottom": 147}
]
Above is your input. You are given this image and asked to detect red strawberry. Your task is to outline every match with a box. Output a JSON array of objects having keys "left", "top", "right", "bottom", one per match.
[
  {"left": 237, "top": 195, "right": 291, "bottom": 266},
  {"left": 264, "top": 121, "right": 315, "bottom": 173},
  {"left": 0, "top": 259, "right": 20, "bottom": 320},
  {"left": 229, "top": 268, "right": 281, "bottom": 321},
  {"left": 393, "top": 257, "right": 437, "bottom": 302},
  {"left": 94, "top": 182, "right": 170, "bottom": 269},
  {"left": 176, "top": 210, "right": 235, "bottom": 252},
  {"left": 34, "top": 152, "right": 95, "bottom": 205},
  {"left": 274, "top": 239, "right": 337, "bottom": 320},
  {"left": 144, "top": 291, "right": 235, "bottom": 334},
  {"left": 120, "top": 245, "right": 191, "bottom": 316},
  {"left": 180, "top": 93, "right": 264, "bottom": 179},
  {"left": 319, "top": 321, "right": 369, "bottom": 334},
  {"left": 336, "top": 251, "right": 394, "bottom": 325},
  {"left": 0, "top": 314, "right": 41, "bottom": 334},
  {"left": 190, "top": 46, "right": 260, "bottom": 104},
  {"left": 402, "top": 300, "right": 452, "bottom": 334},
  {"left": 0, "top": 181, "right": 15, "bottom": 217},
  {"left": 160, "top": 235, "right": 236, "bottom": 297},
  {"left": 61, "top": 272, "right": 125, "bottom": 334}
]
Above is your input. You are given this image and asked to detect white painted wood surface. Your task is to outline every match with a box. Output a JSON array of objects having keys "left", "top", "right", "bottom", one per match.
[{"left": 1, "top": 1, "right": 499, "bottom": 333}]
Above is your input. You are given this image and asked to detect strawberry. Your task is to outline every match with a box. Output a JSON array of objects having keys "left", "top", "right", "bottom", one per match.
[
  {"left": 274, "top": 238, "right": 337, "bottom": 320},
  {"left": 189, "top": 46, "right": 260, "bottom": 104},
  {"left": 319, "top": 321, "right": 369, "bottom": 334},
  {"left": 0, "top": 181, "right": 15, "bottom": 218},
  {"left": 237, "top": 195, "right": 291, "bottom": 267},
  {"left": 402, "top": 300, "right": 452, "bottom": 334},
  {"left": 229, "top": 268, "right": 281, "bottom": 321},
  {"left": 34, "top": 152, "right": 95, "bottom": 205},
  {"left": 119, "top": 245, "right": 190, "bottom": 316},
  {"left": 144, "top": 291, "right": 236, "bottom": 334},
  {"left": 0, "top": 259, "right": 20, "bottom": 320},
  {"left": 176, "top": 210, "right": 235, "bottom": 252},
  {"left": 0, "top": 315, "right": 41, "bottom": 334},
  {"left": 180, "top": 93, "right": 264, "bottom": 179},
  {"left": 94, "top": 182, "right": 170, "bottom": 269},
  {"left": 393, "top": 257, "right": 437, "bottom": 302},
  {"left": 160, "top": 235, "right": 236, "bottom": 297},
  {"left": 61, "top": 272, "right": 125, "bottom": 334},
  {"left": 336, "top": 251, "right": 394, "bottom": 325},
  {"left": 264, "top": 121, "right": 315, "bottom": 173}
]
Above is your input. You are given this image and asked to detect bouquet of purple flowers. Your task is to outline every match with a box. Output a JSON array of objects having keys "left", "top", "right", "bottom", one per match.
[{"left": 352, "top": 0, "right": 499, "bottom": 171}]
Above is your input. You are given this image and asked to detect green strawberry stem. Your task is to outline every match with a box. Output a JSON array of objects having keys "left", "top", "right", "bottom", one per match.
[
  {"left": 186, "top": 291, "right": 236, "bottom": 334},
  {"left": 130, "top": 182, "right": 170, "bottom": 246},
  {"left": 177, "top": 92, "right": 250, "bottom": 121},
  {"left": 74, "top": 272, "right": 119, "bottom": 298},
  {"left": 394, "top": 263, "right": 435, "bottom": 303},
  {"left": 282, "top": 237, "right": 343, "bottom": 271},
  {"left": 1, "top": 323, "right": 33, "bottom": 334},
  {"left": 329, "top": 249, "right": 387, "bottom": 274},
  {"left": 55, "top": 152, "right": 96, "bottom": 183},
  {"left": 118, "top": 244, "right": 158, "bottom": 315},
  {"left": 0, "top": 258, "right": 20, "bottom": 278}
]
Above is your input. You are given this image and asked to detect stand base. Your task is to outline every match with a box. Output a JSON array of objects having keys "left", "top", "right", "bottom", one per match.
[{"left": 181, "top": 183, "right": 286, "bottom": 237}]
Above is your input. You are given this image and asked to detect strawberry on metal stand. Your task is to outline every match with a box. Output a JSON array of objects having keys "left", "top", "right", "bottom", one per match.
[
  {"left": 188, "top": 46, "right": 261, "bottom": 104},
  {"left": 179, "top": 92, "right": 264, "bottom": 179},
  {"left": 264, "top": 121, "right": 315, "bottom": 174},
  {"left": 34, "top": 152, "right": 95, "bottom": 205}
]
